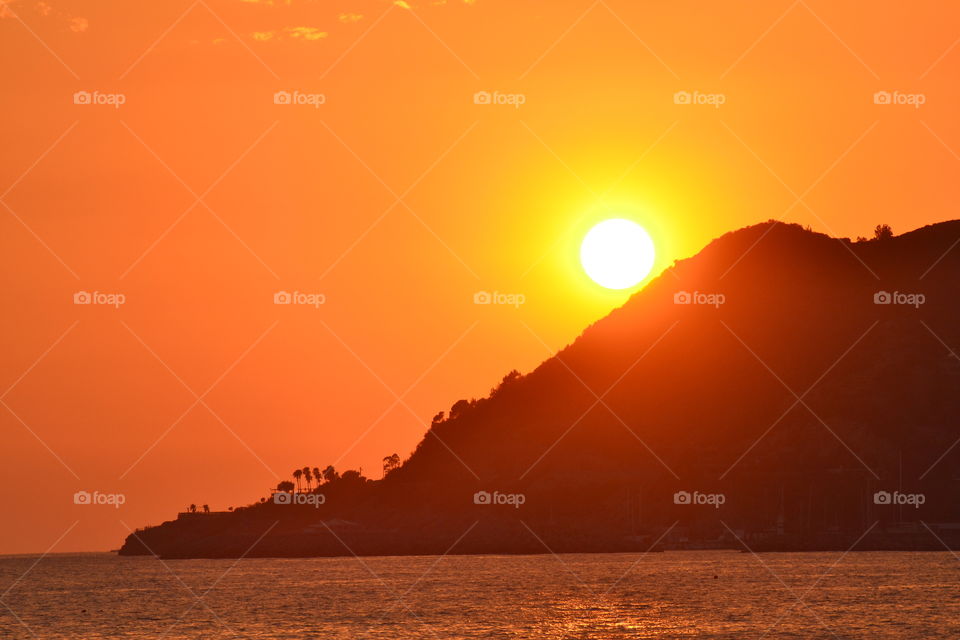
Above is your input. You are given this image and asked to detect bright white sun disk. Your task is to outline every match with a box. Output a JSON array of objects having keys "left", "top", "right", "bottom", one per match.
[{"left": 580, "top": 219, "right": 655, "bottom": 290}]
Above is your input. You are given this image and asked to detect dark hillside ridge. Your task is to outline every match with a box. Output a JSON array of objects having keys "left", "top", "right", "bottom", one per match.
[{"left": 121, "top": 220, "right": 960, "bottom": 557}]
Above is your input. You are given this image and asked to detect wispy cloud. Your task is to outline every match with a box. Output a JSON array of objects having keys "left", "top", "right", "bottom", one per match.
[
  {"left": 0, "top": 0, "right": 88, "bottom": 30},
  {"left": 236, "top": 0, "right": 479, "bottom": 43},
  {"left": 252, "top": 25, "right": 327, "bottom": 42},
  {"left": 287, "top": 25, "right": 325, "bottom": 40}
]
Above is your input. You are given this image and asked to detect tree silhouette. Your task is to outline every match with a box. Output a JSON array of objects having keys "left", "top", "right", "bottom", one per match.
[
  {"left": 188, "top": 504, "right": 197, "bottom": 514},
  {"left": 293, "top": 469, "right": 303, "bottom": 492},
  {"left": 202, "top": 504, "right": 210, "bottom": 513},
  {"left": 874, "top": 224, "right": 893, "bottom": 240},
  {"left": 382, "top": 453, "right": 401, "bottom": 477},
  {"left": 322, "top": 465, "right": 338, "bottom": 483},
  {"left": 341, "top": 469, "right": 363, "bottom": 483},
  {"left": 303, "top": 466, "right": 312, "bottom": 491},
  {"left": 491, "top": 370, "right": 521, "bottom": 396},
  {"left": 312, "top": 467, "right": 321, "bottom": 489},
  {"left": 449, "top": 399, "right": 472, "bottom": 420},
  {"left": 276, "top": 480, "right": 295, "bottom": 493}
]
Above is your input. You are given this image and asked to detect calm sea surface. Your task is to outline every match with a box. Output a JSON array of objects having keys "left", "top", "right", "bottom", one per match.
[{"left": 1, "top": 551, "right": 959, "bottom": 638}]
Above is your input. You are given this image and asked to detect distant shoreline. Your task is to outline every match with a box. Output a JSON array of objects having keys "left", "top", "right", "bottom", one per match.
[{"left": 7, "top": 547, "right": 960, "bottom": 560}]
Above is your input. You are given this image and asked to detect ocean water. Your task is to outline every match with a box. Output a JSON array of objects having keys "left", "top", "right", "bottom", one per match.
[{"left": 1, "top": 551, "right": 959, "bottom": 638}]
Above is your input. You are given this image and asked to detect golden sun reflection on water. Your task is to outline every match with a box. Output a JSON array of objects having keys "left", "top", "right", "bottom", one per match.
[{"left": 1, "top": 551, "right": 958, "bottom": 638}]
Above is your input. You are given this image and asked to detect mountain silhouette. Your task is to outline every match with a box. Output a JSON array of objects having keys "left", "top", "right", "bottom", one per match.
[{"left": 121, "top": 220, "right": 960, "bottom": 558}]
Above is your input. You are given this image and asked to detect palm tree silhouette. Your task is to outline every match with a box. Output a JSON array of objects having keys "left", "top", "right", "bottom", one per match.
[
  {"left": 312, "top": 467, "right": 321, "bottom": 489},
  {"left": 293, "top": 469, "right": 303, "bottom": 493},
  {"left": 322, "top": 465, "right": 338, "bottom": 483},
  {"left": 303, "top": 466, "right": 312, "bottom": 491}
]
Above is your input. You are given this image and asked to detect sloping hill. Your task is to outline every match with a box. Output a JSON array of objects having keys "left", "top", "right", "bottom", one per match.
[{"left": 121, "top": 220, "right": 960, "bottom": 557}]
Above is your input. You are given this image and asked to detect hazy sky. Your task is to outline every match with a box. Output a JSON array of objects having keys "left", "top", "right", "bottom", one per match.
[{"left": 2, "top": 0, "right": 959, "bottom": 553}]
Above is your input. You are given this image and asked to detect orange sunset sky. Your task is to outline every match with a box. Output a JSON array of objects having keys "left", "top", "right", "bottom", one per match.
[{"left": 2, "top": 0, "right": 959, "bottom": 553}]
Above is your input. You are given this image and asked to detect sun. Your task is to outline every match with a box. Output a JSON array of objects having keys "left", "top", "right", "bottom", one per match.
[{"left": 580, "top": 219, "right": 656, "bottom": 290}]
